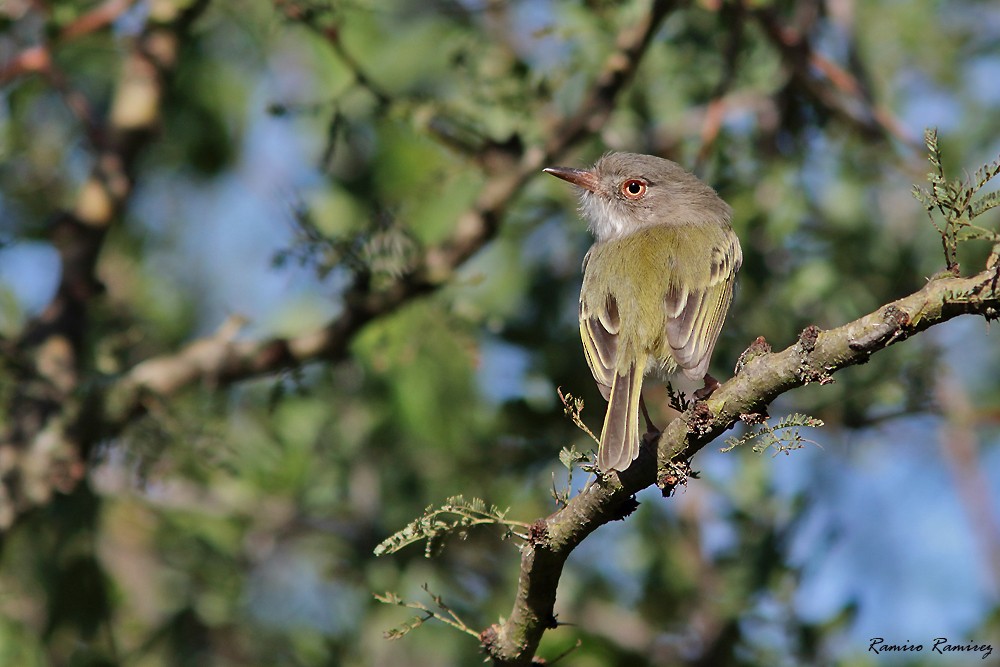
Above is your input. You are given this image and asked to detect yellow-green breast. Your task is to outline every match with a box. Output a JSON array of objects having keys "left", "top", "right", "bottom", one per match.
[{"left": 581, "top": 222, "right": 731, "bottom": 374}]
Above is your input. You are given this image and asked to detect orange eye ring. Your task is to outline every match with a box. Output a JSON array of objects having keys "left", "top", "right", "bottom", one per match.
[{"left": 621, "top": 179, "right": 647, "bottom": 199}]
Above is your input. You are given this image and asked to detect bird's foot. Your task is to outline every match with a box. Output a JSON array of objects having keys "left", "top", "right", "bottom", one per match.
[
  {"left": 693, "top": 374, "right": 720, "bottom": 401},
  {"left": 639, "top": 395, "right": 658, "bottom": 434}
]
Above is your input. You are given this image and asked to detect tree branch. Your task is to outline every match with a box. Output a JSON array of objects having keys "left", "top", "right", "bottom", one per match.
[
  {"left": 0, "top": 0, "right": 212, "bottom": 529},
  {"left": 482, "top": 266, "right": 999, "bottom": 665},
  {"left": 750, "top": 3, "right": 920, "bottom": 151}
]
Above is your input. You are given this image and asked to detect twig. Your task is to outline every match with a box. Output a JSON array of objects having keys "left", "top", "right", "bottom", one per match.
[
  {"left": 375, "top": 584, "right": 481, "bottom": 640},
  {"left": 750, "top": 4, "right": 920, "bottom": 152}
]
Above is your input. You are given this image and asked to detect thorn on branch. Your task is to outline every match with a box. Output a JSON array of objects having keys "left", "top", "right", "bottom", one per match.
[{"left": 734, "top": 335, "right": 772, "bottom": 375}]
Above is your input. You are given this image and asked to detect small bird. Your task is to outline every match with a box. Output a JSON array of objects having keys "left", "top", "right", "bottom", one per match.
[{"left": 544, "top": 152, "right": 742, "bottom": 473}]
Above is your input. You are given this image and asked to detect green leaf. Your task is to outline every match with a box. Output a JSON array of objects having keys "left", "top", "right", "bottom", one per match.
[{"left": 970, "top": 190, "right": 1000, "bottom": 221}]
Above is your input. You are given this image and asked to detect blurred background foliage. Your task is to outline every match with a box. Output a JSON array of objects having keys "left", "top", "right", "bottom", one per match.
[{"left": 1, "top": 0, "right": 1000, "bottom": 665}]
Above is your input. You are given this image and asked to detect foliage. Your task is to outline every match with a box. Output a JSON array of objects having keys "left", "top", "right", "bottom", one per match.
[
  {"left": 374, "top": 585, "right": 480, "bottom": 641},
  {"left": 373, "top": 496, "right": 529, "bottom": 558},
  {"left": 722, "top": 413, "right": 825, "bottom": 456},
  {"left": 912, "top": 128, "right": 1000, "bottom": 273}
]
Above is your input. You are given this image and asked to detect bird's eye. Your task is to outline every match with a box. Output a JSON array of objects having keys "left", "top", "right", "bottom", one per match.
[{"left": 621, "top": 179, "right": 647, "bottom": 199}]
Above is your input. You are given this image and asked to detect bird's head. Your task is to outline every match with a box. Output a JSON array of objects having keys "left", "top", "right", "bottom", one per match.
[{"left": 544, "top": 152, "right": 731, "bottom": 242}]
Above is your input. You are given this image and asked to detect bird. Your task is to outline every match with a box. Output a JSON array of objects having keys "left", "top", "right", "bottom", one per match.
[{"left": 544, "top": 152, "right": 742, "bottom": 473}]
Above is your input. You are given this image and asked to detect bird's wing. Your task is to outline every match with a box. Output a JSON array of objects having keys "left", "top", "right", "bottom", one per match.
[
  {"left": 665, "top": 228, "right": 742, "bottom": 380},
  {"left": 579, "top": 292, "right": 619, "bottom": 401}
]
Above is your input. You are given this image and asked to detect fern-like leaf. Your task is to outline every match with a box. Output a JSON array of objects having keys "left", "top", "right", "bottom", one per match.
[
  {"left": 916, "top": 129, "right": 1000, "bottom": 271},
  {"left": 970, "top": 190, "right": 1000, "bottom": 221},
  {"left": 722, "top": 413, "right": 824, "bottom": 456},
  {"left": 375, "top": 584, "right": 479, "bottom": 640},
  {"left": 374, "top": 495, "right": 530, "bottom": 557}
]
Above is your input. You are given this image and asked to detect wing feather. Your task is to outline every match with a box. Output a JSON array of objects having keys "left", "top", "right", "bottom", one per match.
[
  {"left": 579, "top": 294, "right": 619, "bottom": 400},
  {"left": 666, "top": 229, "right": 742, "bottom": 380},
  {"left": 597, "top": 362, "right": 643, "bottom": 472}
]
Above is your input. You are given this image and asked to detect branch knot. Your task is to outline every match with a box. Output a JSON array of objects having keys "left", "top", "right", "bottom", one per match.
[
  {"left": 686, "top": 401, "right": 715, "bottom": 437},
  {"left": 528, "top": 519, "right": 549, "bottom": 547},
  {"left": 734, "top": 336, "right": 772, "bottom": 375},
  {"left": 795, "top": 325, "right": 833, "bottom": 384}
]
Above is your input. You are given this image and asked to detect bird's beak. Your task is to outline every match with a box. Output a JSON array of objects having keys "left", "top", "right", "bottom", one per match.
[{"left": 543, "top": 166, "right": 599, "bottom": 193}]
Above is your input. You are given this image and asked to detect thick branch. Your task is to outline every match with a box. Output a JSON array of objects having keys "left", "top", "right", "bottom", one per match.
[{"left": 483, "top": 266, "right": 999, "bottom": 666}]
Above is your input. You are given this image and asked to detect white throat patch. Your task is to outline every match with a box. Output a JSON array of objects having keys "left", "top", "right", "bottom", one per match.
[{"left": 580, "top": 191, "right": 633, "bottom": 242}]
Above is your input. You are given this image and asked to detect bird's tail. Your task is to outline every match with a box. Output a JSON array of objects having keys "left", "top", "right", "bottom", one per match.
[{"left": 598, "top": 360, "right": 644, "bottom": 473}]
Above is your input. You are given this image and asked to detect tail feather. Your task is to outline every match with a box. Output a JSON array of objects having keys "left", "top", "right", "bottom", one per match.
[{"left": 598, "top": 361, "right": 645, "bottom": 473}]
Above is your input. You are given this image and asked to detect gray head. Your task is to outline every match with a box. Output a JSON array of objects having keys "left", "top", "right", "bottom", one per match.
[{"left": 544, "top": 152, "right": 732, "bottom": 242}]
